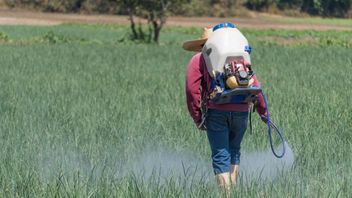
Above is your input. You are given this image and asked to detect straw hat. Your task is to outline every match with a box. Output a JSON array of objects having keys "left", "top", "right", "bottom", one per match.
[{"left": 182, "top": 28, "right": 212, "bottom": 52}]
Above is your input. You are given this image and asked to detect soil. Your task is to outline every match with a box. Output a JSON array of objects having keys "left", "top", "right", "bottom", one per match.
[{"left": 0, "top": 9, "right": 351, "bottom": 31}]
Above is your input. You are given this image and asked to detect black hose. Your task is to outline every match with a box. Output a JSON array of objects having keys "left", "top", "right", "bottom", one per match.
[{"left": 262, "top": 93, "right": 286, "bottom": 158}]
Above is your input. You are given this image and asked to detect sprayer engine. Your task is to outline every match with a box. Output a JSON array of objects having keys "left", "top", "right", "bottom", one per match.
[
  {"left": 209, "top": 60, "right": 259, "bottom": 104},
  {"left": 224, "top": 60, "right": 254, "bottom": 89}
]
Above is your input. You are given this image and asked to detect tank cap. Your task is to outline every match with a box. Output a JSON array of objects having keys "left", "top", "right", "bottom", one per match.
[
  {"left": 212, "top": 22, "right": 235, "bottom": 32},
  {"left": 244, "top": 45, "right": 252, "bottom": 54}
]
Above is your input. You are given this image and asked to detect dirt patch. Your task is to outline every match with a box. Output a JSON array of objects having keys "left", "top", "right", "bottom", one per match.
[{"left": 0, "top": 9, "right": 351, "bottom": 31}]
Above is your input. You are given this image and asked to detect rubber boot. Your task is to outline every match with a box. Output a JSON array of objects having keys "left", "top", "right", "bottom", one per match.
[
  {"left": 216, "top": 172, "right": 231, "bottom": 198},
  {"left": 230, "top": 165, "right": 240, "bottom": 185}
]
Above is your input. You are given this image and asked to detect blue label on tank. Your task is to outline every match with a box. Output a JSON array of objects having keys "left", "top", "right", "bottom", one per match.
[{"left": 213, "top": 22, "right": 236, "bottom": 32}]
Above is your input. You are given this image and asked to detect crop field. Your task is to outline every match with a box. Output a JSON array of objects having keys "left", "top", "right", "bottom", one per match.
[{"left": 0, "top": 24, "right": 351, "bottom": 197}]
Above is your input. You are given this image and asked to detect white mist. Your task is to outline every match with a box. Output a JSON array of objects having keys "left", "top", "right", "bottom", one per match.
[{"left": 240, "top": 142, "right": 295, "bottom": 183}]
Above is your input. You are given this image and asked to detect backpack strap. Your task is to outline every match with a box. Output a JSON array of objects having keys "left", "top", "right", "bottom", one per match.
[{"left": 198, "top": 56, "right": 210, "bottom": 129}]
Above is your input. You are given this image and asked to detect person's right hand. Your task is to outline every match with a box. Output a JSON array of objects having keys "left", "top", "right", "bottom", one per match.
[
  {"left": 197, "top": 121, "right": 207, "bottom": 131},
  {"left": 260, "top": 115, "right": 269, "bottom": 124}
]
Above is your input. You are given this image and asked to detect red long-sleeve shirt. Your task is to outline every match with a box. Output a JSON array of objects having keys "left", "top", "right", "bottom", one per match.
[{"left": 185, "top": 53, "right": 267, "bottom": 126}]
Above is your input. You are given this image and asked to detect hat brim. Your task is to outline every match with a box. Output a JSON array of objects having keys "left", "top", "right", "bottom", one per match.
[{"left": 182, "top": 38, "right": 207, "bottom": 52}]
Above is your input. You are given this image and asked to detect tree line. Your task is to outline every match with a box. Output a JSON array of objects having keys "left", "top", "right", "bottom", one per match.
[
  {"left": 5, "top": 0, "right": 352, "bottom": 18},
  {"left": 5, "top": 0, "right": 351, "bottom": 43},
  {"left": 245, "top": 0, "right": 351, "bottom": 18}
]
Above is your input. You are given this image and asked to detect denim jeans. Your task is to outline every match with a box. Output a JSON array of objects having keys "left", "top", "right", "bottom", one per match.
[{"left": 205, "top": 109, "right": 249, "bottom": 174}]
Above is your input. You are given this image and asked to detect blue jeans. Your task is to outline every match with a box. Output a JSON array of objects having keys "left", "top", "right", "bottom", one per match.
[{"left": 205, "top": 109, "right": 248, "bottom": 174}]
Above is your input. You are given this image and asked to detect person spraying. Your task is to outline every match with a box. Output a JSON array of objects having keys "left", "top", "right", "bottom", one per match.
[{"left": 183, "top": 22, "right": 268, "bottom": 191}]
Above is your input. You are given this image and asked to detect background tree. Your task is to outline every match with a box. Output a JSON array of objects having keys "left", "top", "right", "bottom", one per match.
[
  {"left": 139, "top": 0, "right": 169, "bottom": 43},
  {"left": 119, "top": 0, "right": 141, "bottom": 41},
  {"left": 119, "top": 0, "right": 187, "bottom": 43}
]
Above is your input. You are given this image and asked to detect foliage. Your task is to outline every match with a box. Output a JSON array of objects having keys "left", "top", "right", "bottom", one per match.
[
  {"left": 245, "top": 0, "right": 277, "bottom": 11},
  {"left": 4, "top": 0, "right": 120, "bottom": 13},
  {"left": 277, "top": 0, "right": 304, "bottom": 9},
  {"left": 245, "top": 0, "right": 352, "bottom": 17},
  {"left": 0, "top": 32, "right": 9, "bottom": 41},
  {"left": 170, "top": 0, "right": 243, "bottom": 17},
  {"left": 41, "top": 31, "right": 88, "bottom": 44},
  {"left": 320, "top": 0, "right": 351, "bottom": 17}
]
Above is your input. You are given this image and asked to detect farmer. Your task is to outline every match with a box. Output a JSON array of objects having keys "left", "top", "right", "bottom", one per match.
[{"left": 183, "top": 23, "right": 267, "bottom": 190}]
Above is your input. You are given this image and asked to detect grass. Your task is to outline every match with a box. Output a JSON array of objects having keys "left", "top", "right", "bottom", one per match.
[
  {"left": 1, "top": 23, "right": 351, "bottom": 47},
  {"left": 0, "top": 24, "right": 351, "bottom": 197},
  {"left": 266, "top": 15, "right": 352, "bottom": 27}
]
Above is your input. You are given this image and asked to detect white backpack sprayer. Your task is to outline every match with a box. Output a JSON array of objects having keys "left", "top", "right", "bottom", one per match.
[{"left": 202, "top": 22, "right": 286, "bottom": 158}]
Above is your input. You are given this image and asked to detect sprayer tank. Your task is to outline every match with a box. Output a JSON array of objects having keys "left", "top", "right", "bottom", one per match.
[{"left": 202, "top": 28, "right": 251, "bottom": 77}]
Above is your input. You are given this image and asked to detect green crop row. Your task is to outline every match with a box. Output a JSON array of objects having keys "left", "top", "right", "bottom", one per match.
[
  {"left": 0, "top": 24, "right": 351, "bottom": 48},
  {"left": 0, "top": 24, "right": 351, "bottom": 197}
]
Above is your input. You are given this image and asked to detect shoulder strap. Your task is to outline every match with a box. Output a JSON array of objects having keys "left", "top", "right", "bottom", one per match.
[{"left": 198, "top": 55, "right": 209, "bottom": 128}]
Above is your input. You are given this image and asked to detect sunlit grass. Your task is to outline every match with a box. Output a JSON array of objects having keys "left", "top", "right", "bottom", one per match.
[{"left": 0, "top": 24, "right": 351, "bottom": 197}]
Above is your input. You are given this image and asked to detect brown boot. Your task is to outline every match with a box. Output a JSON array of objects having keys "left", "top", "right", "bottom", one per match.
[
  {"left": 230, "top": 165, "right": 240, "bottom": 185},
  {"left": 216, "top": 172, "right": 231, "bottom": 197}
]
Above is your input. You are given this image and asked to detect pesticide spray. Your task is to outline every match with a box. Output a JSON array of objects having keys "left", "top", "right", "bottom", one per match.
[
  {"left": 240, "top": 142, "right": 294, "bottom": 183},
  {"left": 126, "top": 143, "right": 293, "bottom": 185}
]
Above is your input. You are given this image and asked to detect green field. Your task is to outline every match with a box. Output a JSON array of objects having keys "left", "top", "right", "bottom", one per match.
[{"left": 0, "top": 24, "right": 351, "bottom": 197}]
